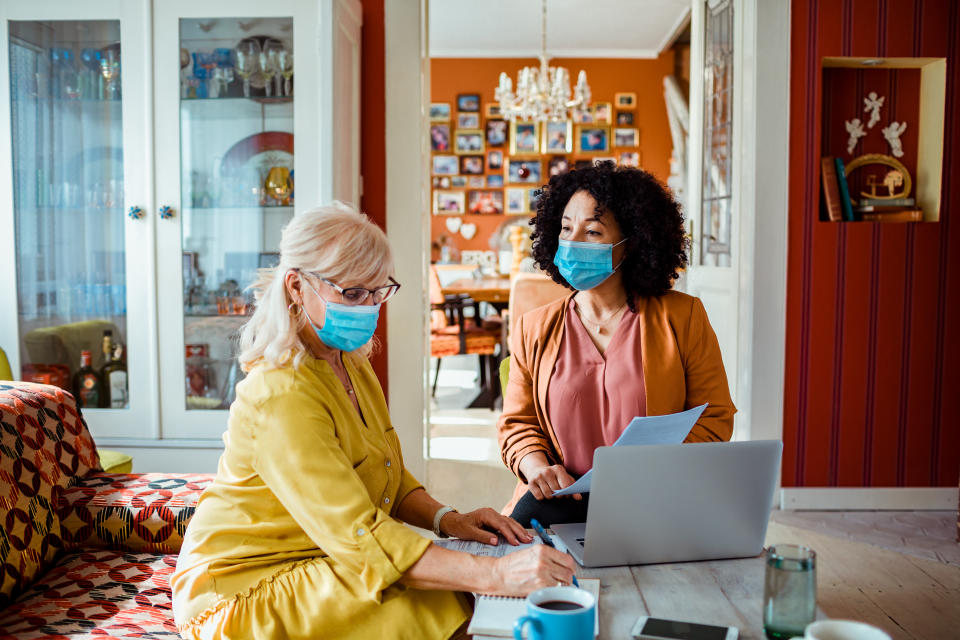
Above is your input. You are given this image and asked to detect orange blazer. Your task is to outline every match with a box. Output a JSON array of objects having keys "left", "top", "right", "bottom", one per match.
[{"left": 497, "top": 290, "right": 736, "bottom": 514}]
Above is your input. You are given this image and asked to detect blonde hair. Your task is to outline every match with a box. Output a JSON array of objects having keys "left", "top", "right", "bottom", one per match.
[{"left": 238, "top": 202, "right": 393, "bottom": 371}]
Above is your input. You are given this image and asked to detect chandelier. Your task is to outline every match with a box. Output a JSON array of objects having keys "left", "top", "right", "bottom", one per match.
[{"left": 494, "top": 0, "right": 591, "bottom": 123}]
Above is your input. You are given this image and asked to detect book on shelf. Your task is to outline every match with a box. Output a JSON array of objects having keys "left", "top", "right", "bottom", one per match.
[
  {"left": 834, "top": 157, "right": 855, "bottom": 222},
  {"left": 854, "top": 203, "right": 916, "bottom": 212},
  {"left": 860, "top": 197, "right": 915, "bottom": 207},
  {"left": 820, "top": 157, "right": 843, "bottom": 222},
  {"left": 861, "top": 209, "right": 924, "bottom": 222}
]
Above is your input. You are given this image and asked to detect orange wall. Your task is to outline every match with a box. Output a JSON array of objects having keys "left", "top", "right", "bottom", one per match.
[{"left": 430, "top": 54, "right": 676, "bottom": 253}]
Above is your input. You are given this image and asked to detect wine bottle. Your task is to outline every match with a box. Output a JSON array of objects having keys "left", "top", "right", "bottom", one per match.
[
  {"left": 99, "top": 330, "right": 114, "bottom": 407},
  {"left": 102, "top": 343, "right": 128, "bottom": 409},
  {"left": 72, "top": 350, "right": 102, "bottom": 409}
]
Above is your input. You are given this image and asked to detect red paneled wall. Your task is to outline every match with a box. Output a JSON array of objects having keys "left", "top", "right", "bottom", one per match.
[{"left": 784, "top": 0, "right": 960, "bottom": 488}]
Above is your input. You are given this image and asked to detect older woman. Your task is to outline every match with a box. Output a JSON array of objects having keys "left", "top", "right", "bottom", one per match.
[
  {"left": 499, "top": 163, "right": 736, "bottom": 527},
  {"left": 172, "top": 203, "right": 574, "bottom": 640}
]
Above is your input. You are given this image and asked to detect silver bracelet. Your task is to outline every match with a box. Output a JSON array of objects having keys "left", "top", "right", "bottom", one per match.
[{"left": 432, "top": 505, "right": 457, "bottom": 538}]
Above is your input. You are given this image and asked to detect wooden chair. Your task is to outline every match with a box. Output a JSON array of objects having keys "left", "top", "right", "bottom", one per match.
[
  {"left": 429, "top": 266, "right": 502, "bottom": 408},
  {"left": 502, "top": 273, "right": 570, "bottom": 354}
]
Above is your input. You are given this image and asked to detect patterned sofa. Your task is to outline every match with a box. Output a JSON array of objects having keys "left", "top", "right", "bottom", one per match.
[{"left": 0, "top": 382, "right": 213, "bottom": 639}]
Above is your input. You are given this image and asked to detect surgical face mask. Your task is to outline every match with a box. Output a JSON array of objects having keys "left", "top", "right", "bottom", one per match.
[
  {"left": 553, "top": 238, "right": 627, "bottom": 290},
  {"left": 302, "top": 278, "right": 381, "bottom": 352}
]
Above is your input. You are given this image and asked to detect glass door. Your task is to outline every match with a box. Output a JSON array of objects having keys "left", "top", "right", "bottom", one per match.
[
  {"left": 0, "top": 2, "right": 156, "bottom": 439},
  {"left": 154, "top": 1, "right": 327, "bottom": 439}
]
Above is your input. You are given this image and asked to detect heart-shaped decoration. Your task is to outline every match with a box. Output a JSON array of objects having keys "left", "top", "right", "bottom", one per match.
[
  {"left": 445, "top": 217, "right": 461, "bottom": 233},
  {"left": 460, "top": 223, "right": 477, "bottom": 240}
]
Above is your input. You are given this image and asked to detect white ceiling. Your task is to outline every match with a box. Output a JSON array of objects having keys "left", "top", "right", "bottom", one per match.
[{"left": 429, "top": 0, "right": 691, "bottom": 59}]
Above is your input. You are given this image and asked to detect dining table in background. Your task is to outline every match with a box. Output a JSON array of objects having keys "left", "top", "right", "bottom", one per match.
[{"left": 441, "top": 275, "right": 512, "bottom": 310}]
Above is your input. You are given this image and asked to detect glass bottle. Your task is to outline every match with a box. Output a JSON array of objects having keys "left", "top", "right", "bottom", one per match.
[
  {"left": 72, "top": 350, "right": 102, "bottom": 409},
  {"left": 185, "top": 344, "right": 216, "bottom": 400},
  {"left": 99, "top": 330, "right": 114, "bottom": 407},
  {"left": 101, "top": 343, "right": 128, "bottom": 409}
]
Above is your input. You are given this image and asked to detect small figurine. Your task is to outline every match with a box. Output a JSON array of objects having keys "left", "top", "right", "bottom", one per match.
[
  {"left": 863, "top": 92, "right": 885, "bottom": 128},
  {"left": 883, "top": 170, "right": 904, "bottom": 196},
  {"left": 845, "top": 118, "right": 867, "bottom": 154},
  {"left": 882, "top": 121, "right": 908, "bottom": 158}
]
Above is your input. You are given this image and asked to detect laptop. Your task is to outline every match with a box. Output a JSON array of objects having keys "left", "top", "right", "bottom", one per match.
[{"left": 551, "top": 440, "right": 783, "bottom": 567}]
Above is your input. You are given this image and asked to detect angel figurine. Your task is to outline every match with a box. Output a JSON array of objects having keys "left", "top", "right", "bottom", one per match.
[
  {"left": 882, "top": 121, "right": 908, "bottom": 158},
  {"left": 863, "top": 92, "right": 885, "bottom": 128},
  {"left": 845, "top": 118, "right": 867, "bottom": 154}
]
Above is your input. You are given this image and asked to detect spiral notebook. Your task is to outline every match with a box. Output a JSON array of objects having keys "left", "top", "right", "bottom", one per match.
[{"left": 432, "top": 537, "right": 600, "bottom": 638}]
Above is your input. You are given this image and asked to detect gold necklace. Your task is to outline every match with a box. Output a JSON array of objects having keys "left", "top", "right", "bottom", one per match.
[{"left": 577, "top": 300, "right": 627, "bottom": 334}]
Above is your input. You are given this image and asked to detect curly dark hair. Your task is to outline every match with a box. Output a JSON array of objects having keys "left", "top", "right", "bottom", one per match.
[{"left": 530, "top": 161, "right": 688, "bottom": 308}]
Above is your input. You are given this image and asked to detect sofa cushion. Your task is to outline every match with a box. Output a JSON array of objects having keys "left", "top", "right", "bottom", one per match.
[
  {"left": 0, "top": 382, "right": 100, "bottom": 608},
  {"left": 0, "top": 549, "right": 178, "bottom": 639},
  {"left": 57, "top": 472, "right": 214, "bottom": 554}
]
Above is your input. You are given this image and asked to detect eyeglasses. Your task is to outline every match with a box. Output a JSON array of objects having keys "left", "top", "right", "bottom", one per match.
[{"left": 299, "top": 270, "right": 401, "bottom": 305}]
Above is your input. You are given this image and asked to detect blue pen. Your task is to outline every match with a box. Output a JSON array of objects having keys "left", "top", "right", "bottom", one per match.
[{"left": 529, "top": 518, "right": 579, "bottom": 587}]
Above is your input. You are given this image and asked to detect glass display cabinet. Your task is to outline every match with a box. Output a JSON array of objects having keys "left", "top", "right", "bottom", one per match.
[{"left": 0, "top": 0, "right": 362, "bottom": 441}]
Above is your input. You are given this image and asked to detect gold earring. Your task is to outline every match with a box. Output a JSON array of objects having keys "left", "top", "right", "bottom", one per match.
[{"left": 288, "top": 301, "right": 302, "bottom": 317}]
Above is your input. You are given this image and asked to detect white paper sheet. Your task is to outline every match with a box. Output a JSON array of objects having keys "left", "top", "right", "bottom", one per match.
[{"left": 553, "top": 403, "right": 708, "bottom": 496}]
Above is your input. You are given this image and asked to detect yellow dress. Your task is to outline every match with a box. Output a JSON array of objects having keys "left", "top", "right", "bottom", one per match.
[{"left": 171, "top": 353, "right": 470, "bottom": 640}]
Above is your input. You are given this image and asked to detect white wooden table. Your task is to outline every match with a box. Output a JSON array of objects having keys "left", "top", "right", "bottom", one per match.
[{"left": 579, "top": 521, "right": 960, "bottom": 640}]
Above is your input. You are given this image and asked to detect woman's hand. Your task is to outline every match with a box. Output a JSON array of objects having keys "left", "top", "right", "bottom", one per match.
[
  {"left": 441, "top": 508, "right": 533, "bottom": 546},
  {"left": 524, "top": 462, "right": 580, "bottom": 501},
  {"left": 488, "top": 545, "right": 577, "bottom": 597}
]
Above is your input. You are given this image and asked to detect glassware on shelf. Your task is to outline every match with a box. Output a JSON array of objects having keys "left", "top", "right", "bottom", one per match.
[
  {"left": 277, "top": 46, "right": 293, "bottom": 97},
  {"left": 81, "top": 48, "right": 104, "bottom": 99},
  {"left": 235, "top": 38, "right": 260, "bottom": 98},
  {"left": 214, "top": 48, "right": 235, "bottom": 96},
  {"left": 191, "top": 51, "right": 210, "bottom": 99},
  {"left": 180, "top": 47, "right": 191, "bottom": 99},
  {"left": 99, "top": 46, "right": 121, "bottom": 100},
  {"left": 260, "top": 39, "right": 282, "bottom": 97},
  {"left": 185, "top": 344, "right": 219, "bottom": 408},
  {"left": 264, "top": 166, "right": 292, "bottom": 205}
]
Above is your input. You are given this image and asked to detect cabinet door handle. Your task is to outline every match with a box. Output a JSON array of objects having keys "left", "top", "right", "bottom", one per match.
[
  {"left": 158, "top": 205, "right": 175, "bottom": 219},
  {"left": 127, "top": 205, "right": 144, "bottom": 220}
]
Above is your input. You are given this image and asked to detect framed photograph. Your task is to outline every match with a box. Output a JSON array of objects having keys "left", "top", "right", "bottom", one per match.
[
  {"left": 592, "top": 101, "right": 612, "bottom": 123},
  {"left": 574, "top": 110, "right": 593, "bottom": 124},
  {"left": 542, "top": 120, "right": 573, "bottom": 153},
  {"left": 593, "top": 156, "right": 617, "bottom": 166},
  {"left": 576, "top": 126, "right": 610, "bottom": 153},
  {"left": 429, "top": 102, "right": 451, "bottom": 121},
  {"left": 616, "top": 110, "right": 635, "bottom": 125},
  {"left": 486, "top": 119, "right": 508, "bottom": 147},
  {"left": 460, "top": 155, "right": 485, "bottom": 175},
  {"left": 548, "top": 155, "right": 570, "bottom": 176},
  {"left": 430, "top": 123, "right": 451, "bottom": 152},
  {"left": 432, "top": 175, "right": 452, "bottom": 189},
  {"left": 487, "top": 149, "right": 504, "bottom": 169},
  {"left": 487, "top": 174, "right": 504, "bottom": 187},
  {"left": 485, "top": 103, "right": 502, "bottom": 118},
  {"left": 510, "top": 121, "right": 541, "bottom": 155},
  {"left": 613, "top": 127, "right": 640, "bottom": 148},
  {"left": 505, "top": 187, "right": 527, "bottom": 214},
  {"left": 467, "top": 176, "right": 485, "bottom": 188},
  {"left": 573, "top": 159, "right": 593, "bottom": 171},
  {"left": 454, "top": 130, "right": 485, "bottom": 154},
  {"left": 433, "top": 190, "right": 465, "bottom": 215},
  {"left": 619, "top": 150, "right": 641, "bottom": 167},
  {"left": 457, "top": 113, "right": 480, "bottom": 129},
  {"left": 614, "top": 92, "right": 637, "bottom": 108},
  {"left": 432, "top": 155, "right": 459, "bottom": 175},
  {"left": 457, "top": 93, "right": 480, "bottom": 112},
  {"left": 506, "top": 158, "right": 543, "bottom": 184},
  {"left": 467, "top": 189, "right": 504, "bottom": 215},
  {"left": 528, "top": 187, "right": 543, "bottom": 211},
  {"left": 450, "top": 175, "right": 468, "bottom": 188}
]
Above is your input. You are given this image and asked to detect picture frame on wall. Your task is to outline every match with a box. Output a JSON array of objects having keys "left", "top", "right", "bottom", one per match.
[
  {"left": 467, "top": 176, "right": 485, "bottom": 188},
  {"left": 485, "top": 103, "right": 502, "bottom": 118},
  {"left": 576, "top": 126, "right": 610, "bottom": 153},
  {"left": 548, "top": 155, "right": 570, "bottom": 176},
  {"left": 506, "top": 158, "right": 543, "bottom": 184},
  {"left": 457, "top": 93, "right": 481, "bottom": 112},
  {"left": 542, "top": 120, "right": 573, "bottom": 153},
  {"left": 429, "top": 102, "right": 451, "bottom": 121},
  {"left": 573, "top": 159, "right": 593, "bottom": 171},
  {"left": 430, "top": 123, "right": 451, "bottom": 152},
  {"left": 468, "top": 189, "right": 504, "bottom": 215},
  {"left": 528, "top": 187, "right": 542, "bottom": 211},
  {"left": 433, "top": 190, "right": 466, "bottom": 214},
  {"left": 505, "top": 187, "right": 527, "bottom": 214},
  {"left": 457, "top": 113, "right": 480, "bottom": 129},
  {"left": 460, "top": 155, "right": 485, "bottom": 175},
  {"left": 454, "top": 130, "right": 485, "bottom": 154},
  {"left": 432, "top": 155, "right": 459, "bottom": 175},
  {"left": 614, "top": 92, "right": 637, "bottom": 108},
  {"left": 487, "top": 149, "right": 504, "bottom": 169},
  {"left": 592, "top": 101, "right": 612, "bottom": 123},
  {"left": 450, "top": 176, "right": 468, "bottom": 188},
  {"left": 487, "top": 174, "right": 504, "bottom": 187},
  {"left": 619, "top": 150, "right": 641, "bottom": 167},
  {"left": 613, "top": 127, "right": 640, "bottom": 148},
  {"left": 616, "top": 110, "right": 635, "bottom": 125},
  {"left": 486, "top": 119, "right": 507, "bottom": 147},
  {"left": 510, "top": 121, "right": 541, "bottom": 155},
  {"left": 575, "top": 110, "right": 594, "bottom": 124}
]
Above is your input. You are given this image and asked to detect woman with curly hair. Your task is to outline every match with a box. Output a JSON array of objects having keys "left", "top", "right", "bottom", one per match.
[{"left": 498, "top": 162, "right": 735, "bottom": 527}]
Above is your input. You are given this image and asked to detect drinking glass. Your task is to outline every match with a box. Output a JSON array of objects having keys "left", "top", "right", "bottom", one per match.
[
  {"left": 235, "top": 38, "right": 260, "bottom": 98},
  {"left": 763, "top": 544, "right": 817, "bottom": 639},
  {"left": 214, "top": 48, "right": 235, "bottom": 95},
  {"left": 99, "top": 46, "right": 120, "bottom": 99},
  {"left": 276, "top": 46, "right": 293, "bottom": 97},
  {"left": 260, "top": 39, "right": 283, "bottom": 97}
]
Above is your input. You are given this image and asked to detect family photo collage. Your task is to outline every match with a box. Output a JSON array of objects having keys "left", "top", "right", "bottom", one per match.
[{"left": 430, "top": 91, "right": 643, "bottom": 217}]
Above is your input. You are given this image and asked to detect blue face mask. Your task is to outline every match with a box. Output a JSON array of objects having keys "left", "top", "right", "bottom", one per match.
[
  {"left": 553, "top": 238, "right": 627, "bottom": 290},
  {"left": 302, "top": 279, "right": 381, "bottom": 352}
]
